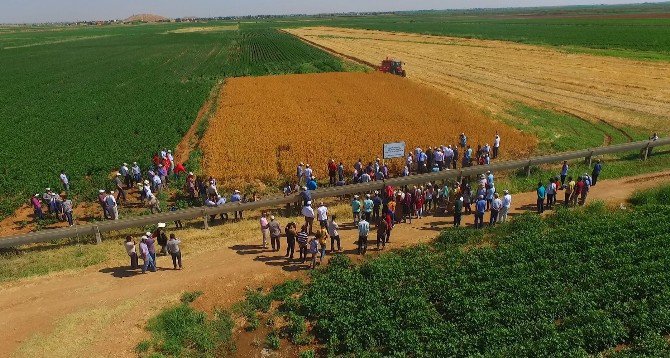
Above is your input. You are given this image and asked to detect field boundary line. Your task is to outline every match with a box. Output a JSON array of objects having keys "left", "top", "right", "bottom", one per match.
[
  {"left": 0, "top": 138, "right": 668, "bottom": 249},
  {"left": 278, "top": 29, "right": 378, "bottom": 69}
]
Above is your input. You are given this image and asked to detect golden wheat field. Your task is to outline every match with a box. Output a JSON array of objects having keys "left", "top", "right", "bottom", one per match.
[
  {"left": 201, "top": 72, "right": 536, "bottom": 182},
  {"left": 286, "top": 27, "right": 670, "bottom": 131}
]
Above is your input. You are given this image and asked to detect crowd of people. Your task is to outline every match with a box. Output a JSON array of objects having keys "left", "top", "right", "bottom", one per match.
[{"left": 124, "top": 222, "right": 183, "bottom": 274}]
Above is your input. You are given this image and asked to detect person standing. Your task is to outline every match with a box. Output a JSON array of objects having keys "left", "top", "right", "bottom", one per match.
[
  {"left": 560, "top": 161, "right": 569, "bottom": 186},
  {"left": 316, "top": 202, "right": 328, "bottom": 229},
  {"left": 499, "top": 190, "right": 512, "bottom": 223},
  {"left": 328, "top": 159, "right": 337, "bottom": 186},
  {"left": 303, "top": 164, "right": 313, "bottom": 184},
  {"left": 459, "top": 133, "right": 467, "bottom": 148},
  {"left": 357, "top": 218, "right": 370, "bottom": 255},
  {"left": 296, "top": 163, "right": 304, "bottom": 186},
  {"left": 493, "top": 133, "right": 501, "bottom": 159},
  {"left": 260, "top": 212, "right": 270, "bottom": 249},
  {"left": 268, "top": 216, "right": 282, "bottom": 252},
  {"left": 302, "top": 202, "right": 315, "bottom": 235},
  {"left": 120, "top": 163, "right": 131, "bottom": 189},
  {"left": 97, "top": 189, "right": 109, "bottom": 220},
  {"left": 231, "top": 190, "right": 243, "bottom": 220},
  {"left": 30, "top": 194, "right": 44, "bottom": 221},
  {"left": 363, "top": 194, "right": 374, "bottom": 222},
  {"left": 59, "top": 171, "right": 70, "bottom": 191},
  {"left": 156, "top": 223, "right": 168, "bottom": 255},
  {"left": 475, "top": 195, "right": 486, "bottom": 229},
  {"left": 125, "top": 236, "right": 139, "bottom": 269},
  {"left": 545, "top": 179, "right": 556, "bottom": 210},
  {"left": 490, "top": 193, "right": 502, "bottom": 226},
  {"left": 592, "top": 160, "right": 603, "bottom": 186},
  {"left": 376, "top": 217, "right": 388, "bottom": 250},
  {"left": 167, "top": 234, "right": 182, "bottom": 270},
  {"left": 114, "top": 172, "right": 126, "bottom": 204},
  {"left": 297, "top": 225, "right": 309, "bottom": 263},
  {"left": 351, "top": 195, "right": 362, "bottom": 224},
  {"left": 337, "top": 162, "right": 345, "bottom": 182},
  {"left": 536, "top": 182, "right": 546, "bottom": 214},
  {"left": 566, "top": 177, "right": 576, "bottom": 207},
  {"left": 140, "top": 236, "right": 156, "bottom": 273},
  {"left": 575, "top": 177, "right": 586, "bottom": 206},
  {"left": 328, "top": 215, "right": 341, "bottom": 252},
  {"left": 61, "top": 194, "right": 74, "bottom": 226},
  {"left": 317, "top": 226, "right": 328, "bottom": 263},
  {"left": 145, "top": 232, "right": 157, "bottom": 266},
  {"left": 308, "top": 236, "right": 319, "bottom": 269},
  {"left": 131, "top": 162, "right": 141, "bottom": 186},
  {"left": 106, "top": 191, "right": 119, "bottom": 220},
  {"left": 285, "top": 222, "right": 297, "bottom": 259},
  {"left": 454, "top": 193, "right": 463, "bottom": 227}
]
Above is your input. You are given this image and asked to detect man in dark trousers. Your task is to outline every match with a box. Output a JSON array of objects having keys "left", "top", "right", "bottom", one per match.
[{"left": 592, "top": 159, "right": 603, "bottom": 186}]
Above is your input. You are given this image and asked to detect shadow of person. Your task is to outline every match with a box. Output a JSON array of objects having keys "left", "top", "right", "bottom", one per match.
[{"left": 99, "top": 266, "right": 139, "bottom": 278}]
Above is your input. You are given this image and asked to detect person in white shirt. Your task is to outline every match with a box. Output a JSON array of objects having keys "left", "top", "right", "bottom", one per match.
[
  {"left": 328, "top": 215, "right": 341, "bottom": 252},
  {"left": 152, "top": 173, "right": 162, "bottom": 192},
  {"left": 499, "top": 190, "right": 512, "bottom": 223},
  {"left": 59, "top": 171, "right": 69, "bottom": 191},
  {"left": 490, "top": 193, "right": 503, "bottom": 226},
  {"left": 545, "top": 179, "right": 557, "bottom": 210},
  {"left": 493, "top": 133, "right": 501, "bottom": 159},
  {"left": 125, "top": 236, "right": 138, "bottom": 269},
  {"left": 131, "top": 162, "right": 141, "bottom": 185},
  {"left": 167, "top": 150, "right": 175, "bottom": 173},
  {"left": 316, "top": 202, "right": 328, "bottom": 229},
  {"left": 301, "top": 201, "right": 315, "bottom": 235},
  {"left": 105, "top": 191, "right": 118, "bottom": 220},
  {"left": 357, "top": 219, "right": 370, "bottom": 255}
]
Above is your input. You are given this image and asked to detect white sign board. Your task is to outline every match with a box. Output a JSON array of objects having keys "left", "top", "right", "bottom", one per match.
[{"left": 383, "top": 142, "right": 406, "bottom": 159}]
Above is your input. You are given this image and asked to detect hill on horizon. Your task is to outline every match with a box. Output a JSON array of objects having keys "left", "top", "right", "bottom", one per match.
[{"left": 124, "top": 14, "right": 168, "bottom": 23}]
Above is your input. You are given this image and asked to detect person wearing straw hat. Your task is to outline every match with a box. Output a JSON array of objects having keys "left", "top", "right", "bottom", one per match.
[
  {"left": 499, "top": 190, "right": 512, "bottom": 223},
  {"left": 125, "top": 236, "right": 139, "bottom": 270},
  {"left": 106, "top": 190, "right": 119, "bottom": 220},
  {"left": 97, "top": 189, "right": 110, "bottom": 220},
  {"left": 30, "top": 194, "right": 44, "bottom": 221},
  {"left": 351, "top": 195, "right": 362, "bottom": 225},
  {"left": 296, "top": 162, "right": 304, "bottom": 186},
  {"left": 139, "top": 236, "right": 156, "bottom": 273},
  {"left": 120, "top": 163, "right": 131, "bottom": 189},
  {"left": 167, "top": 233, "right": 182, "bottom": 270},
  {"left": 59, "top": 170, "right": 70, "bottom": 192},
  {"left": 302, "top": 201, "right": 315, "bottom": 235},
  {"left": 131, "top": 162, "right": 141, "bottom": 186},
  {"left": 114, "top": 172, "right": 126, "bottom": 203}
]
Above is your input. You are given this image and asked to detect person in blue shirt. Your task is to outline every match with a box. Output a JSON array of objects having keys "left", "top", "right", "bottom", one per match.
[
  {"left": 475, "top": 195, "right": 487, "bottom": 229},
  {"left": 300, "top": 186, "right": 311, "bottom": 206},
  {"left": 372, "top": 191, "right": 382, "bottom": 220},
  {"left": 363, "top": 194, "right": 374, "bottom": 222},
  {"left": 306, "top": 176, "right": 318, "bottom": 190},
  {"left": 591, "top": 159, "right": 603, "bottom": 186},
  {"left": 536, "top": 182, "right": 546, "bottom": 214},
  {"left": 351, "top": 195, "right": 362, "bottom": 224},
  {"left": 231, "top": 189, "right": 243, "bottom": 221},
  {"left": 560, "top": 161, "right": 569, "bottom": 186}
]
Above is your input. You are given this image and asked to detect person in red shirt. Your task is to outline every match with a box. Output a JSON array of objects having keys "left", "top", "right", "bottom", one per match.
[
  {"left": 575, "top": 177, "right": 586, "bottom": 206},
  {"left": 152, "top": 153, "right": 160, "bottom": 167},
  {"left": 328, "top": 159, "right": 337, "bottom": 186},
  {"left": 174, "top": 163, "right": 186, "bottom": 176}
]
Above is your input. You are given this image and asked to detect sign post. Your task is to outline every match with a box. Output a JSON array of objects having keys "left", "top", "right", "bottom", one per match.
[{"left": 383, "top": 142, "right": 406, "bottom": 160}]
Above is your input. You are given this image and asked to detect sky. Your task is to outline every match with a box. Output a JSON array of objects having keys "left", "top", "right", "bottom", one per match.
[{"left": 0, "top": 0, "right": 664, "bottom": 24}]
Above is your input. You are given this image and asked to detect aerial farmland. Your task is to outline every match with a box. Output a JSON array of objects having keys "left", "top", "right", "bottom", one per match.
[{"left": 2, "top": 2, "right": 670, "bottom": 357}]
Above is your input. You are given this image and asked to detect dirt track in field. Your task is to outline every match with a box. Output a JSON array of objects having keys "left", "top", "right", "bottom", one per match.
[
  {"left": 2, "top": 171, "right": 669, "bottom": 357},
  {"left": 286, "top": 27, "right": 670, "bottom": 132}
]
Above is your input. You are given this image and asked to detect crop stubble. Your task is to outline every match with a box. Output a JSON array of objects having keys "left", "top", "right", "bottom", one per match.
[
  {"left": 286, "top": 27, "right": 670, "bottom": 132},
  {"left": 201, "top": 72, "right": 534, "bottom": 182}
]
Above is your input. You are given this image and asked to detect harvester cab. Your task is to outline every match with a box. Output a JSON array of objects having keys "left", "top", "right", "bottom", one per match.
[{"left": 379, "top": 58, "right": 406, "bottom": 77}]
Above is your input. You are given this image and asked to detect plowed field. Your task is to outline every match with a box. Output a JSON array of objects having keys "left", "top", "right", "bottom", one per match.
[
  {"left": 201, "top": 72, "right": 534, "bottom": 182},
  {"left": 286, "top": 27, "right": 670, "bottom": 132}
]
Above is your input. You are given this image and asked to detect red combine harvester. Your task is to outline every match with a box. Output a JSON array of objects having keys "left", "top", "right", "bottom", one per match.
[{"left": 378, "top": 58, "right": 406, "bottom": 77}]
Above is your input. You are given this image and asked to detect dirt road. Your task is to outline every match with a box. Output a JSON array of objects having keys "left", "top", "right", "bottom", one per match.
[
  {"left": 1, "top": 171, "right": 669, "bottom": 357},
  {"left": 286, "top": 27, "right": 670, "bottom": 132}
]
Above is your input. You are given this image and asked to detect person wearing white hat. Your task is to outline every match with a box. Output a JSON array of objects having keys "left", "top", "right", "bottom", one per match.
[
  {"left": 316, "top": 202, "right": 328, "bottom": 229},
  {"left": 156, "top": 223, "right": 168, "bottom": 255},
  {"left": 301, "top": 201, "right": 315, "bottom": 235},
  {"left": 144, "top": 232, "right": 157, "bottom": 264},
  {"left": 303, "top": 164, "right": 313, "bottom": 184},
  {"left": 296, "top": 163, "right": 304, "bottom": 186},
  {"left": 268, "top": 215, "right": 282, "bottom": 252},
  {"left": 106, "top": 191, "right": 118, "bottom": 220},
  {"left": 231, "top": 189, "right": 242, "bottom": 220},
  {"left": 125, "top": 236, "right": 139, "bottom": 270},
  {"left": 131, "top": 162, "right": 141, "bottom": 186},
  {"left": 139, "top": 236, "right": 156, "bottom": 273},
  {"left": 59, "top": 170, "right": 70, "bottom": 192},
  {"left": 30, "top": 193, "right": 44, "bottom": 221},
  {"left": 351, "top": 195, "right": 362, "bottom": 225},
  {"left": 97, "top": 189, "right": 110, "bottom": 220},
  {"left": 167, "top": 150, "right": 175, "bottom": 174},
  {"left": 114, "top": 172, "right": 126, "bottom": 204},
  {"left": 120, "top": 163, "right": 131, "bottom": 189}
]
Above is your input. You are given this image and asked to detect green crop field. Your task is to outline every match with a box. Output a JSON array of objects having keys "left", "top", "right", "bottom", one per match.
[
  {"left": 204, "top": 188, "right": 670, "bottom": 357},
  {"left": 0, "top": 24, "right": 346, "bottom": 218}
]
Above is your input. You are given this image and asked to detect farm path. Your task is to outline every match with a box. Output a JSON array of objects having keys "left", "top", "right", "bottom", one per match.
[
  {"left": 286, "top": 27, "right": 670, "bottom": 132},
  {"left": 1, "top": 170, "right": 669, "bottom": 357}
]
